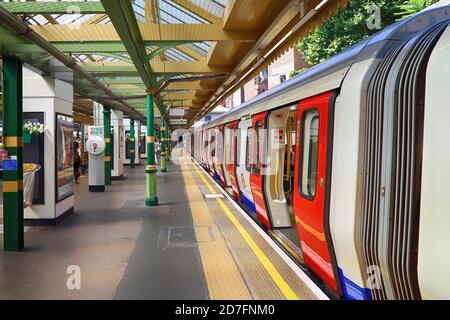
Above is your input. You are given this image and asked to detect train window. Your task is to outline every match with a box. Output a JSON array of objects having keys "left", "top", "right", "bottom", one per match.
[
  {"left": 228, "top": 127, "right": 234, "bottom": 165},
  {"left": 236, "top": 128, "right": 241, "bottom": 167},
  {"left": 210, "top": 134, "right": 216, "bottom": 158},
  {"left": 253, "top": 121, "right": 263, "bottom": 176},
  {"left": 299, "top": 109, "right": 319, "bottom": 200},
  {"left": 245, "top": 127, "right": 252, "bottom": 172}
]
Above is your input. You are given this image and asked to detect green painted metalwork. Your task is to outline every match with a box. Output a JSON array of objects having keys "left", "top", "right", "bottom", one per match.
[
  {"left": 2, "top": 57, "right": 24, "bottom": 252},
  {"left": 3, "top": 43, "right": 127, "bottom": 54},
  {"left": 103, "top": 106, "right": 112, "bottom": 186},
  {"left": 101, "top": 0, "right": 156, "bottom": 88},
  {"left": 130, "top": 119, "right": 135, "bottom": 169},
  {"left": 98, "top": 53, "right": 133, "bottom": 64},
  {"left": 0, "top": 3, "right": 180, "bottom": 129},
  {"left": 145, "top": 95, "right": 158, "bottom": 206},
  {"left": 165, "top": 127, "right": 170, "bottom": 162},
  {"left": 144, "top": 41, "right": 190, "bottom": 63},
  {"left": 101, "top": 0, "right": 170, "bottom": 121},
  {"left": 44, "top": 65, "right": 138, "bottom": 73},
  {"left": 0, "top": 1, "right": 105, "bottom": 14},
  {"left": 159, "top": 118, "right": 167, "bottom": 173},
  {"left": 30, "top": 53, "right": 52, "bottom": 65},
  {"left": 111, "top": 88, "right": 147, "bottom": 94},
  {"left": 33, "top": 52, "right": 134, "bottom": 64},
  {"left": 98, "top": 78, "right": 144, "bottom": 85}
]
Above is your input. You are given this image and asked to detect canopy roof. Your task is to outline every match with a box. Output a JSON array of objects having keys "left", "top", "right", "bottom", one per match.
[{"left": 0, "top": 0, "right": 349, "bottom": 128}]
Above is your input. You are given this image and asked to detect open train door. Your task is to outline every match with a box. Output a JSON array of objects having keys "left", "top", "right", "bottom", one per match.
[
  {"left": 227, "top": 121, "right": 241, "bottom": 202},
  {"left": 215, "top": 125, "right": 226, "bottom": 186},
  {"left": 293, "top": 91, "right": 341, "bottom": 296},
  {"left": 250, "top": 112, "right": 270, "bottom": 228}
]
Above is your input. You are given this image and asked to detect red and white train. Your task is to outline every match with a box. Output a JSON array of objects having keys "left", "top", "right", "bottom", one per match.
[{"left": 184, "top": 6, "right": 450, "bottom": 300}]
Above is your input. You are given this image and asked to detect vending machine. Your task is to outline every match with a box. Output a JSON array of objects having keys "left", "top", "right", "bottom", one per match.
[{"left": 86, "top": 126, "right": 106, "bottom": 192}]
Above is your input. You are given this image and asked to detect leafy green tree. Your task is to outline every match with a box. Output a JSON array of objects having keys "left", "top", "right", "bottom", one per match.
[
  {"left": 396, "top": 0, "right": 438, "bottom": 20},
  {"left": 289, "top": 69, "right": 306, "bottom": 78},
  {"left": 296, "top": 0, "right": 438, "bottom": 66}
]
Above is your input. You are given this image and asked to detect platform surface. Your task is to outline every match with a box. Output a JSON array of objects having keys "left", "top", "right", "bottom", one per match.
[{"left": 0, "top": 153, "right": 326, "bottom": 300}]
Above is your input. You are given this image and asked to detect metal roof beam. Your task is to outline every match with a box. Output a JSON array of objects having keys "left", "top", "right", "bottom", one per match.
[
  {"left": 99, "top": 78, "right": 144, "bottom": 85},
  {"left": 30, "top": 23, "right": 259, "bottom": 42},
  {"left": 3, "top": 42, "right": 128, "bottom": 53},
  {"left": 44, "top": 61, "right": 230, "bottom": 74},
  {"left": 0, "top": 1, "right": 105, "bottom": 14},
  {"left": 100, "top": 0, "right": 171, "bottom": 122},
  {"left": 100, "top": 0, "right": 156, "bottom": 88}
]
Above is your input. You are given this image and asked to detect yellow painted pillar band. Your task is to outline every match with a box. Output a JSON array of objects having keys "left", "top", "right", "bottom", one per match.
[
  {"left": 5, "top": 136, "right": 23, "bottom": 148},
  {"left": 3, "top": 180, "right": 24, "bottom": 192}
]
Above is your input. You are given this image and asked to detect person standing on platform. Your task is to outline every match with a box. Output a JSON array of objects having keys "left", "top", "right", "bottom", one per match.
[
  {"left": 155, "top": 138, "right": 161, "bottom": 165},
  {"left": 74, "top": 141, "right": 81, "bottom": 184}
]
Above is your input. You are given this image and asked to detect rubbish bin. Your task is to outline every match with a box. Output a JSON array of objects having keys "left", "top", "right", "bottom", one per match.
[{"left": 23, "top": 164, "right": 41, "bottom": 208}]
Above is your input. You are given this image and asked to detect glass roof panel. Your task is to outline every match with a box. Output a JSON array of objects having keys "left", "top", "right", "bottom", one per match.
[
  {"left": 160, "top": 0, "right": 209, "bottom": 24},
  {"left": 188, "top": 0, "right": 227, "bottom": 18},
  {"left": 132, "top": 0, "right": 146, "bottom": 22}
]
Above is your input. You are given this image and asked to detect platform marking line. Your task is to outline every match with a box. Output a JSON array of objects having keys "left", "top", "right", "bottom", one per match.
[
  {"left": 189, "top": 157, "right": 329, "bottom": 301},
  {"left": 187, "top": 157, "right": 300, "bottom": 300},
  {"left": 180, "top": 162, "right": 252, "bottom": 300}
]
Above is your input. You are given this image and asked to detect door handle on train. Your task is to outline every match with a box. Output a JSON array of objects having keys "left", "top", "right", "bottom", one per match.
[{"left": 320, "top": 178, "right": 324, "bottom": 188}]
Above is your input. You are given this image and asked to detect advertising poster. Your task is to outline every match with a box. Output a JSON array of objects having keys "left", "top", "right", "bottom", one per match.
[
  {"left": 56, "top": 114, "right": 74, "bottom": 202},
  {"left": 125, "top": 130, "right": 131, "bottom": 160},
  {"left": 119, "top": 126, "right": 124, "bottom": 160},
  {"left": 23, "top": 112, "right": 45, "bottom": 204}
]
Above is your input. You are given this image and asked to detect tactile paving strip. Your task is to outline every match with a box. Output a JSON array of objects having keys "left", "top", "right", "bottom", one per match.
[
  {"left": 181, "top": 163, "right": 251, "bottom": 300},
  {"left": 187, "top": 160, "right": 320, "bottom": 300}
]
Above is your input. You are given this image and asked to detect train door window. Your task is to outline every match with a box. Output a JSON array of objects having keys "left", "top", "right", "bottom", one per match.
[
  {"left": 253, "top": 121, "right": 263, "bottom": 176},
  {"left": 228, "top": 127, "right": 234, "bottom": 165},
  {"left": 245, "top": 127, "right": 252, "bottom": 172},
  {"left": 210, "top": 132, "right": 216, "bottom": 158},
  {"left": 220, "top": 128, "right": 225, "bottom": 165},
  {"left": 284, "top": 109, "right": 297, "bottom": 206},
  {"left": 236, "top": 127, "right": 241, "bottom": 167},
  {"left": 299, "top": 109, "right": 320, "bottom": 199},
  {"left": 216, "top": 129, "right": 221, "bottom": 165}
]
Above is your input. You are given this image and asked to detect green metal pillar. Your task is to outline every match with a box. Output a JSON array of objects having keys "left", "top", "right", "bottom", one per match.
[
  {"left": 165, "top": 127, "right": 170, "bottom": 162},
  {"left": 2, "top": 57, "right": 24, "bottom": 251},
  {"left": 159, "top": 119, "right": 167, "bottom": 173},
  {"left": 103, "top": 106, "right": 111, "bottom": 185},
  {"left": 145, "top": 94, "right": 158, "bottom": 206},
  {"left": 130, "top": 119, "right": 135, "bottom": 168}
]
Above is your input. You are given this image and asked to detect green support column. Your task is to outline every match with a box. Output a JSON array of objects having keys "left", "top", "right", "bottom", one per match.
[
  {"left": 103, "top": 106, "right": 112, "bottom": 185},
  {"left": 165, "top": 127, "right": 170, "bottom": 162},
  {"left": 2, "top": 57, "right": 24, "bottom": 251},
  {"left": 159, "top": 119, "right": 167, "bottom": 173},
  {"left": 130, "top": 119, "right": 135, "bottom": 168},
  {"left": 145, "top": 94, "right": 158, "bottom": 206}
]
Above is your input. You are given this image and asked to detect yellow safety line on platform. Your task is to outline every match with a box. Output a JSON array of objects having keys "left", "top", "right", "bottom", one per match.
[
  {"left": 187, "top": 156, "right": 299, "bottom": 300},
  {"left": 180, "top": 161, "right": 251, "bottom": 300}
]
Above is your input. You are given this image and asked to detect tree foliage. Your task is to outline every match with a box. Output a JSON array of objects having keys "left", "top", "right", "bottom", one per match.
[
  {"left": 395, "top": 0, "right": 439, "bottom": 20},
  {"left": 297, "top": 0, "right": 438, "bottom": 66}
]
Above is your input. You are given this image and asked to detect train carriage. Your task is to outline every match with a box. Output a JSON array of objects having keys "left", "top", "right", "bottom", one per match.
[{"left": 189, "top": 6, "right": 450, "bottom": 300}]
